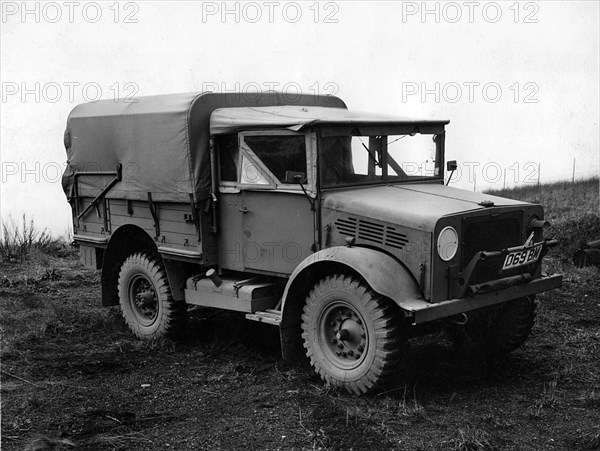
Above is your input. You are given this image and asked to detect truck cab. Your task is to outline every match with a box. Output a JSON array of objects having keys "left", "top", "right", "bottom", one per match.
[{"left": 63, "top": 92, "right": 562, "bottom": 394}]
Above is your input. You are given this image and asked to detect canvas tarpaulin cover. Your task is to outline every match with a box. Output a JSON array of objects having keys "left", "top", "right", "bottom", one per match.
[{"left": 62, "top": 92, "right": 346, "bottom": 203}]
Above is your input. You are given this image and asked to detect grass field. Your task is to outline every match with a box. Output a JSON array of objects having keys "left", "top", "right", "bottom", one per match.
[
  {"left": 486, "top": 178, "right": 599, "bottom": 221},
  {"left": 1, "top": 181, "right": 599, "bottom": 450},
  {"left": 486, "top": 177, "right": 600, "bottom": 259}
]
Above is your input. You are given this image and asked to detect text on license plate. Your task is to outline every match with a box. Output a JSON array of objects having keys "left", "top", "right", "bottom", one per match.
[{"left": 502, "top": 244, "right": 543, "bottom": 270}]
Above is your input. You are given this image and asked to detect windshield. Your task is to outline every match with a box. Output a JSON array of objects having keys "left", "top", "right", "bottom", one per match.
[{"left": 319, "top": 132, "right": 442, "bottom": 188}]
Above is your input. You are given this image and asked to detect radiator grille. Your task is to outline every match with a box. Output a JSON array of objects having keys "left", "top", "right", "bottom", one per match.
[
  {"left": 334, "top": 217, "right": 409, "bottom": 250},
  {"left": 461, "top": 213, "right": 522, "bottom": 268}
]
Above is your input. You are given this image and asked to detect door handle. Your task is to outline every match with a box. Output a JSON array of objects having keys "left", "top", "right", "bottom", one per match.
[{"left": 238, "top": 206, "right": 249, "bottom": 213}]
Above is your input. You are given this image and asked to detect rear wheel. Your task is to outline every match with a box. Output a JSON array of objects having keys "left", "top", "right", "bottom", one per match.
[
  {"left": 301, "top": 274, "right": 404, "bottom": 394},
  {"left": 450, "top": 297, "right": 537, "bottom": 356},
  {"left": 118, "top": 251, "right": 186, "bottom": 339},
  {"left": 485, "top": 296, "right": 537, "bottom": 355}
]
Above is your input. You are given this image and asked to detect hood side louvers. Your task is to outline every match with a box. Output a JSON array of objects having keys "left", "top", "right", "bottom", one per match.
[
  {"left": 385, "top": 227, "right": 409, "bottom": 250},
  {"left": 334, "top": 217, "right": 409, "bottom": 250},
  {"left": 358, "top": 219, "right": 384, "bottom": 244},
  {"left": 335, "top": 217, "right": 358, "bottom": 237}
]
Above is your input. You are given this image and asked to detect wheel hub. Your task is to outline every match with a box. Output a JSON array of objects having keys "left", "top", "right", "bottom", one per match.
[
  {"left": 130, "top": 276, "right": 158, "bottom": 321},
  {"left": 322, "top": 304, "right": 368, "bottom": 366},
  {"left": 135, "top": 290, "right": 156, "bottom": 307},
  {"left": 335, "top": 329, "right": 350, "bottom": 341}
]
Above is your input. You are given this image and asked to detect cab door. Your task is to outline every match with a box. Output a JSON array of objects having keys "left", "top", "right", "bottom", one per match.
[{"left": 217, "top": 130, "right": 317, "bottom": 275}]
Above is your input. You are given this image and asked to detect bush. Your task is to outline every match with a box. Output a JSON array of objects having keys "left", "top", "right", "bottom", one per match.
[{"left": 0, "top": 215, "right": 54, "bottom": 263}]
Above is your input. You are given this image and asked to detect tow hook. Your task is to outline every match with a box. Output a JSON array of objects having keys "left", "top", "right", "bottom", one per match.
[{"left": 449, "top": 312, "right": 468, "bottom": 326}]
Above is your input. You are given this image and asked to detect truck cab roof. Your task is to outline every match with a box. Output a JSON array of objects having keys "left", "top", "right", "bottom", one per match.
[{"left": 210, "top": 105, "right": 450, "bottom": 134}]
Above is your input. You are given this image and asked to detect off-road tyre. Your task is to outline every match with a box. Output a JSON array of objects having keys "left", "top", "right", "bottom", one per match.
[
  {"left": 449, "top": 296, "right": 537, "bottom": 357},
  {"left": 301, "top": 274, "right": 404, "bottom": 394},
  {"left": 118, "top": 251, "right": 186, "bottom": 339},
  {"left": 485, "top": 296, "right": 537, "bottom": 356}
]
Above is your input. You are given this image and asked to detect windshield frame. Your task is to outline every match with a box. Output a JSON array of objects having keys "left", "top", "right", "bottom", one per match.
[{"left": 317, "top": 124, "right": 446, "bottom": 190}]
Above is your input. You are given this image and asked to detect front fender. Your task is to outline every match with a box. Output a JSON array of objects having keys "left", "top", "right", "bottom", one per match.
[
  {"left": 283, "top": 246, "right": 423, "bottom": 309},
  {"left": 279, "top": 246, "right": 424, "bottom": 359}
]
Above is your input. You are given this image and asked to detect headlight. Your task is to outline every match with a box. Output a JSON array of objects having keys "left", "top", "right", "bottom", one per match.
[{"left": 437, "top": 226, "right": 458, "bottom": 261}]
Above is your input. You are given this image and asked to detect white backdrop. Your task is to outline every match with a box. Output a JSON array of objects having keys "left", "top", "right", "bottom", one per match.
[{"left": 1, "top": 1, "right": 598, "bottom": 235}]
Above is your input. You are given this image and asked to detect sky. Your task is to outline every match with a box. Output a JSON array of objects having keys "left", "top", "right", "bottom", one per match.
[{"left": 1, "top": 1, "right": 599, "bottom": 236}]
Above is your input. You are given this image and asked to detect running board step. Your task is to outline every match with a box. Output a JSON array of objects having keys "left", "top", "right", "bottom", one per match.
[
  {"left": 185, "top": 275, "right": 278, "bottom": 313},
  {"left": 245, "top": 309, "right": 282, "bottom": 326}
]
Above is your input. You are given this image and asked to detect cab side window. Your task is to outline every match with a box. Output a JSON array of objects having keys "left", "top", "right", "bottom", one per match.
[
  {"left": 244, "top": 135, "right": 306, "bottom": 183},
  {"left": 218, "top": 134, "right": 239, "bottom": 182}
]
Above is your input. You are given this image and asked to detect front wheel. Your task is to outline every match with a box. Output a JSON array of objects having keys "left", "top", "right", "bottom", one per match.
[
  {"left": 301, "top": 275, "right": 404, "bottom": 394},
  {"left": 118, "top": 251, "right": 186, "bottom": 339}
]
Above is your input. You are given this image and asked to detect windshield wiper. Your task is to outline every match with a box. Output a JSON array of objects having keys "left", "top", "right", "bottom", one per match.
[{"left": 358, "top": 138, "right": 381, "bottom": 168}]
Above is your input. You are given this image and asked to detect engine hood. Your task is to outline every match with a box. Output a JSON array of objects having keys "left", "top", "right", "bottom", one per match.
[{"left": 321, "top": 184, "right": 529, "bottom": 232}]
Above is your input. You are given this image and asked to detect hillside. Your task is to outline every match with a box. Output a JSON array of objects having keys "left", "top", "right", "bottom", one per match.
[{"left": 486, "top": 177, "right": 600, "bottom": 260}]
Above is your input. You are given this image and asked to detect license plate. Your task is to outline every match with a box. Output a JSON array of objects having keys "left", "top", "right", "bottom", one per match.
[{"left": 502, "top": 243, "right": 543, "bottom": 270}]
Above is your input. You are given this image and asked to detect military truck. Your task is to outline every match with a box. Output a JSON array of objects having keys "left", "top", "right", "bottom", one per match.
[{"left": 62, "top": 91, "right": 562, "bottom": 394}]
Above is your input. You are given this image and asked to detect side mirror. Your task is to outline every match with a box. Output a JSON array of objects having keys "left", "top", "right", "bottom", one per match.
[
  {"left": 284, "top": 170, "right": 306, "bottom": 184},
  {"left": 446, "top": 160, "right": 457, "bottom": 186}
]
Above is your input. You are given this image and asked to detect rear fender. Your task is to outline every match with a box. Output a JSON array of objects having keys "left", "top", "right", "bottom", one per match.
[{"left": 100, "top": 225, "right": 157, "bottom": 306}]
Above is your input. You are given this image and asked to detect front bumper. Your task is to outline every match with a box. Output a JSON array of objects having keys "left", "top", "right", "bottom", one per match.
[
  {"left": 407, "top": 273, "right": 562, "bottom": 324},
  {"left": 453, "top": 238, "right": 559, "bottom": 298}
]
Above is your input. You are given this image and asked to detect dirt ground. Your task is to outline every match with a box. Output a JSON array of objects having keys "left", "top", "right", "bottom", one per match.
[{"left": 1, "top": 250, "right": 599, "bottom": 450}]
